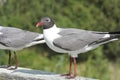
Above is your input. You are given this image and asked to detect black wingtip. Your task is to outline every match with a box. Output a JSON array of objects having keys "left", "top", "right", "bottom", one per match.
[
  {"left": 109, "top": 31, "right": 120, "bottom": 39},
  {"left": 109, "top": 31, "right": 120, "bottom": 34}
]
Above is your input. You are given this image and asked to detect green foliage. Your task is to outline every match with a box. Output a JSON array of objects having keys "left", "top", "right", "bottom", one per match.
[
  {"left": 0, "top": 51, "right": 7, "bottom": 65},
  {"left": 0, "top": 0, "right": 120, "bottom": 80}
]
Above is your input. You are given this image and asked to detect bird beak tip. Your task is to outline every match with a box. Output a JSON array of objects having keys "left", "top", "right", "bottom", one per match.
[{"left": 36, "top": 22, "right": 43, "bottom": 27}]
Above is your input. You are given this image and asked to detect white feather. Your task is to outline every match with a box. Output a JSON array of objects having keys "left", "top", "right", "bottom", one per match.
[
  {"left": 34, "top": 34, "right": 44, "bottom": 40},
  {"left": 25, "top": 40, "right": 45, "bottom": 48},
  {"left": 25, "top": 34, "right": 45, "bottom": 48},
  {"left": 103, "top": 34, "right": 110, "bottom": 38}
]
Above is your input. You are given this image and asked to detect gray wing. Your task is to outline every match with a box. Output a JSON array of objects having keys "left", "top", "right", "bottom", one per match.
[
  {"left": 53, "top": 28, "right": 108, "bottom": 51},
  {"left": 0, "top": 27, "right": 40, "bottom": 47}
]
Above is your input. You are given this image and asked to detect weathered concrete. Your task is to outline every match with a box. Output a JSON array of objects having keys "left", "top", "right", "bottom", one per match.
[{"left": 0, "top": 66, "right": 98, "bottom": 80}]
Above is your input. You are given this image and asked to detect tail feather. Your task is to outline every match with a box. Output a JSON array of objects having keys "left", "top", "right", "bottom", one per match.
[
  {"left": 89, "top": 31, "right": 120, "bottom": 46},
  {"left": 109, "top": 31, "right": 120, "bottom": 39}
]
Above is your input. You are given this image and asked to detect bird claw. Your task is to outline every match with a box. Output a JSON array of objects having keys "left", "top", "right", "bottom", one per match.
[
  {"left": 7, "top": 66, "right": 17, "bottom": 70},
  {"left": 61, "top": 73, "right": 71, "bottom": 76},
  {"left": 61, "top": 73, "right": 76, "bottom": 79},
  {"left": 66, "top": 75, "right": 75, "bottom": 79}
]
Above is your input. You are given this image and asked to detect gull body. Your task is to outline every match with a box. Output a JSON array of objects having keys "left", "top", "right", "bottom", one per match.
[
  {"left": 36, "top": 17, "right": 120, "bottom": 78},
  {"left": 0, "top": 26, "right": 45, "bottom": 69}
]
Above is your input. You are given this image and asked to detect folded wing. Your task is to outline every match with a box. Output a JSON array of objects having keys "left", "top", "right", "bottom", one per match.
[{"left": 53, "top": 28, "right": 112, "bottom": 51}]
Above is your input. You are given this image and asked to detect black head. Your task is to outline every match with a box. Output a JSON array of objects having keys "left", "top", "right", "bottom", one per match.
[{"left": 36, "top": 17, "right": 54, "bottom": 29}]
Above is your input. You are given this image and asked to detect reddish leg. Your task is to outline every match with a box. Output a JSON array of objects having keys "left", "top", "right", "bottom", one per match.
[
  {"left": 61, "top": 56, "right": 73, "bottom": 76},
  {"left": 73, "top": 57, "right": 77, "bottom": 77},
  {"left": 7, "top": 50, "right": 11, "bottom": 67},
  {"left": 67, "top": 57, "right": 77, "bottom": 79},
  {"left": 14, "top": 51, "right": 18, "bottom": 69}
]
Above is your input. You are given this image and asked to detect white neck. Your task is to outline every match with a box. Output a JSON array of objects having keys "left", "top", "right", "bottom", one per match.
[
  {"left": 43, "top": 24, "right": 60, "bottom": 34},
  {"left": 43, "top": 24, "right": 61, "bottom": 42}
]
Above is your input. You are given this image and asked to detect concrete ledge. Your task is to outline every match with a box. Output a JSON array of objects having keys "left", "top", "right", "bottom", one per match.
[{"left": 0, "top": 66, "right": 98, "bottom": 80}]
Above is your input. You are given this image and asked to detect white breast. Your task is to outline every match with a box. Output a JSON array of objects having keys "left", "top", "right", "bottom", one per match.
[{"left": 43, "top": 25, "right": 68, "bottom": 53}]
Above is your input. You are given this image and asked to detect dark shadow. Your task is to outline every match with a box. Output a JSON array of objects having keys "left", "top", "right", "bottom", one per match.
[
  {"left": 12, "top": 68, "right": 58, "bottom": 75},
  {"left": 0, "top": 65, "right": 8, "bottom": 68}
]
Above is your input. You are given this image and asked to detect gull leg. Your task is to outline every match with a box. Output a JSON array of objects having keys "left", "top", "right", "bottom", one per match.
[
  {"left": 7, "top": 51, "right": 18, "bottom": 70},
  {"left": 67, "top": 57, "right": 77, "bottom": 79},
  {"left": 7, "top": 50, "right": 12, "bottom": 67},
  {"left": 73, "top": 57, "right": 77, "bottom": 77},
  {"left": 14, "top": 51, "right": 18, "bottom": 69},
  {"left": 61, "top": 56, "right": 73, "bottom": 76}
]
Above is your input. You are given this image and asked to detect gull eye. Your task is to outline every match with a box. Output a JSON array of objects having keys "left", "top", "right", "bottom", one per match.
[{"left": 46, "top": 18, "right": 50, "bottom": 22}]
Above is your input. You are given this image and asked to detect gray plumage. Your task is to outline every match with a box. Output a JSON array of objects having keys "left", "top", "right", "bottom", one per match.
[
  {"left": 0, "top": 26, "right": 44, "bottom": 50},
  {"left": 53, "top": 28, "right": 114, "bottom": 51}
]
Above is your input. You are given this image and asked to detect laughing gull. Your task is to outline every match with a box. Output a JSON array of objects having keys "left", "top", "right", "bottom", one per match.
[
  {"left": 36, "top": 17, "right": 120, "bottom": 78},
  {"left": 0, "top": 26, "right": 45, "bottom": 70}
]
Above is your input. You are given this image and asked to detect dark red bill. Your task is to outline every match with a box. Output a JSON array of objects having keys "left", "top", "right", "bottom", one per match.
[{"left": 36, "top": 22, "right": 43, "bottom": 27}]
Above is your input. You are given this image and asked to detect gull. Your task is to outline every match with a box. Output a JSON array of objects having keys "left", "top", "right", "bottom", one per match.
[
  {"left": 0, "top": 26, "right": 45, "bottom": 70},
  {"left": 36, "top": 17, "right": 120, "bottom": 78}
]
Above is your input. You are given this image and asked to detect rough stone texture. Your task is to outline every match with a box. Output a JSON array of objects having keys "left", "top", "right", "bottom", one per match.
[{"left": 0, "top": 66, "right": 98, "bottom": 80}]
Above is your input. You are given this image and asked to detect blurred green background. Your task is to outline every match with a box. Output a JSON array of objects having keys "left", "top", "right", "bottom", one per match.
[{"left": 0, "top": 0, "right": 120, "bottom": 80}]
